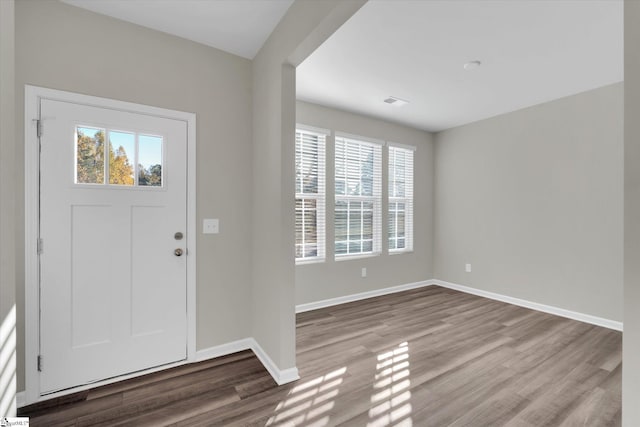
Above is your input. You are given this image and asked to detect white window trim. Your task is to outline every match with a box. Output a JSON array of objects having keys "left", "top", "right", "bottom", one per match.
[
  {"left": 336, "top": 131, "right": 385, "bottom": 146},
  {"left": 334, "top": 134, "right": 382, "bottom": 259},
  {"left": 74, "top": 126, "right": 166, "bottom": 190},
  {"left": 387, "top": 141, "right": 417, "bottom": 151},
  {"left": 388, "top": 144, "right": 414, "bottom": 254},
  {"left": 335, "top": 252, "right": 381, "bottom": 262},
  {"left": 295, "top": 194, "right": 326, "bottom": 263},
  {"left": 295, "top": 126, "right": 327, "bottom": 264},
  {"left": 296, "top": 123, "right": 330, "bottom": 136}
]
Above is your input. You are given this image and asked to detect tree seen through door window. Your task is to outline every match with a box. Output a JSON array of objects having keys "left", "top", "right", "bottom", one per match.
[{"left": 76, "top": 127, "right": 162, "bottom": 187}]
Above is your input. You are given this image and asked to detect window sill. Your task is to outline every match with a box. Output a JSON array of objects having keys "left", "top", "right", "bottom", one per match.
[
  {"left": 389, "top": 250, "right": 414, "bottom": 255},
  {"left": 335, "top": 253, "right": 381, "bottom": 262},
  {"left": 296, "top": 257, "right": 326, "bottom": 266}
]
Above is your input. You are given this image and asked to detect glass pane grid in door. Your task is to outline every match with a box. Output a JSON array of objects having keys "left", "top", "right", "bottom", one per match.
[
  {"left": 138, "top": 135, "right": 163, "bottom": 187},
  {"left": 108, "top": 131, "right": 135, "bottom": 186},
  {"left": 76, "top": 126, "right": 105, "bottom": 184},
  {"left": 75, "top": 125, "right": 163, "bottom": 188}
]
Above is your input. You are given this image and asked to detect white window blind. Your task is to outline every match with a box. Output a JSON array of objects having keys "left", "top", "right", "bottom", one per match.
[
  {"left": 388, "top": 145, "right": 414, "bottom": 252},
  {"left": 335, "top": 134, "right": 382, "bottom": 258},
  {"left": 295, "top": 127, "right": 326, "bottom": 262}
]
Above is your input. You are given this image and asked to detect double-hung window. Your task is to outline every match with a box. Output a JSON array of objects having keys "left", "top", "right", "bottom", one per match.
[
  {"left": 334, "top": 134, "right": 382, "bottom": 258},
  {"left": 388, "top": 144, "right": 414, "bottom": 252},
  {"left": 295, "top": 126, "right": 326, "bottom": 263}
]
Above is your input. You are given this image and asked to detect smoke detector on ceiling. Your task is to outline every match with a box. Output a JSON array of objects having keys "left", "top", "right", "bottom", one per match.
[
  {"left": 383, "top": 96, "right": 409, "bottom": 106},
  {"left": 464, "top": 60, "right": 482, "bottom": 70}
]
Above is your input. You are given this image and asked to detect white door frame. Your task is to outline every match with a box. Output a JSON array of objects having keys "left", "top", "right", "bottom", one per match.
[{"left": 24, "top": 85, "right": 197, "bottom": 405}]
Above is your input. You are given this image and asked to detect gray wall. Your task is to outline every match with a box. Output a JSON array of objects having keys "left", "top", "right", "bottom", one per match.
[
  {"left": 14, "top": 0, "right": 254, "bottom": 389},
  {"left": 10, "top": 0, "right": 365, "bottom": 397},
  {"left": 0, "top": 0, "right": 17, "bottom": 417},
  {"left": 295, "top": 101, "right": 434, "bottom": 305},
  {"left": 6, "top": 0, "right": 630, "bottom": 411},
  {"left": 434, "top": 83, "right": 623, "bottom": 322},
  {"left": 251, "top": 0, "right": 365, "bottom": 372},
  {"left": 624, "top": 1, "right": 640, "bottom": 424}
]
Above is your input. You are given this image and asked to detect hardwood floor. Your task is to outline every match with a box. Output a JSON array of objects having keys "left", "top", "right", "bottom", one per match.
[{"left": 19, "top": 285, "right": 622, "bottom": 426}]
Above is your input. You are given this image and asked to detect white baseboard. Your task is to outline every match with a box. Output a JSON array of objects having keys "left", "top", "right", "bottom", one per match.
[
  {"left": 17, "top": 279, "right": 618, "bottom": 408},
  {"left": 431, "top": 279, "right": 623, "bottom": 331},
  {"left": 196, "top": 337, "right": 299, "bottom": 386},
  {"left": 18, "top": 338, "right": 296, "bottom": 408},
  {"left": 17, "top": 338, "right": 295, "bottom": 408},
  {"left": 195, "top": 338, "right": 254, "bottom": 362},
  {"left": 250, "top": 340, "right": 300, "bottom": 385},
  {"left": 295, "top": 278, "right": 622, "bottom": 331},
  {"left": 295, "top": 280, "right": 432, "bottom": 313}
]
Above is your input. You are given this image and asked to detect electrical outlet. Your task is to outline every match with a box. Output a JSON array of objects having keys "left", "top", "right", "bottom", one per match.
[
  {"left": 203, "top": 219, "right": 219, "bottom": 234},
  {"left": 465, "top": 263, "right": 472, "bottom": 273},
  {"left": 361, "top": 267, "right": 367, "bottom": 278}
]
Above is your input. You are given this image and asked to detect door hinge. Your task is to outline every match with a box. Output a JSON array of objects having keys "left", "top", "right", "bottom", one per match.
[
  {"left": 36, "top": 119, "right": 42, "bottom": 138},
  {"left": 37, "top": 355, "right": 43, "bottom": 372},
  {"left": 37, "top": 238, "right": 43, "bottom": 254}
]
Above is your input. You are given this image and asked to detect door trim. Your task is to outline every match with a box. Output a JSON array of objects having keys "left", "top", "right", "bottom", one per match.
[{"left": 24, "top": 85, "right": 197, "bottom": 405}]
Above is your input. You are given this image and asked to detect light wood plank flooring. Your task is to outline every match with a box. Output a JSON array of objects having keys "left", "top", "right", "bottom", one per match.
[{"left": 20, "top": 285, "right": 622, "bottom": 426}]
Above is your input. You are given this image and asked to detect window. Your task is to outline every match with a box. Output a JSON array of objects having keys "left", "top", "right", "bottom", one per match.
[
  {"left": 295, "top": 126, "right": 326, "bottom": 262},
  {"left": 75, "top": 126, "right": 163, "bottom": 187},
  {"left": 335, "top": 134, "right": 382, "bottom": 257},
  {"left": 388, "top": 144, "right": 414, "bottom": 252}
]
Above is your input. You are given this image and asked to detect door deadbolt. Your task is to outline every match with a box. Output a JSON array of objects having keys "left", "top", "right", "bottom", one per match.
[
  {"left": 174, "top": 248, "right": 184, "bottom": 257},
  {"left": 174, "top": 232, "right": 183, "bottom": 240}
]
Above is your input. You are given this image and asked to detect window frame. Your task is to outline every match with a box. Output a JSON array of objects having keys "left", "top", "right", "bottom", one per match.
[
  {"left": 74, "top": 124, "right": 165, "bottom": 190},
  {"left": 334, "top": 133, "right": 383, "bottom": 259},
  {"left": 388, "top": 143, "right": 415, "bottom": 254},
  {"left": 295, "top": 125, "right": 328, "bottom": 264}
]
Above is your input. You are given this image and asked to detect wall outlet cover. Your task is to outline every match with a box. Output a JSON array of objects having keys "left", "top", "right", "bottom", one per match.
[{"left": 203, "top": 218, "right": 219, "bottom": 234}]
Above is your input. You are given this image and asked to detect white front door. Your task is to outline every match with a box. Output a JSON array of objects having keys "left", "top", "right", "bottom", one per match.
[{"left": 39, "top": 98, "right": 188, "bottom": 394}]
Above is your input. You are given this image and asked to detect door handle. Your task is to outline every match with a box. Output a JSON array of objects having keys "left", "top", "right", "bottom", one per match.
[{"left": 174, "top": 248, "right": 184, "bottom": 257}]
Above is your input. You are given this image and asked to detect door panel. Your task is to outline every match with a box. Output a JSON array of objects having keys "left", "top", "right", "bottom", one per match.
[
  {"left": 39, "top": 99, "right": 188, "bottom": 394},
  {"left": 71, "top": 204, "right": 113, "bottom": 348},
  {"left": 132, "top": 205, "right": 172, "bottom": 337}
]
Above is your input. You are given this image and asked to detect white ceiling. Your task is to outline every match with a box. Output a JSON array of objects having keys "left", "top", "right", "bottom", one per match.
[
  {"left": 60, "top": 0, "right": 294, "bottom": 59},
  {"left": 60, "top": 0, "right": 622, "bottom": 133},
  {"left": 297, "top": 0, "right": 623, "bottom": 132}
]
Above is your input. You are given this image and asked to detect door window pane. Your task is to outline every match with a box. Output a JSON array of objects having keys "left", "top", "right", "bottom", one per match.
[
  {"left": 108, "top": 131, "right": 135, "bottom": 186},
  {"left": 75, "top": 127, "right": 165, "bottom": 189},
  {"left": 138, "top": 135, "right": 163, "bottom": 187},
  {"left": 76, "top": 127, "right": 105, "bottom": 184}
]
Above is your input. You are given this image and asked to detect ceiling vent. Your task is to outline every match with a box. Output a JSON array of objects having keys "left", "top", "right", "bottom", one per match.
[
  {"left": 383, "top": 96, "right": 409, "bottom": 106},
  {"left": 464, "top": 60, "right": 482, "bottom": 70}
]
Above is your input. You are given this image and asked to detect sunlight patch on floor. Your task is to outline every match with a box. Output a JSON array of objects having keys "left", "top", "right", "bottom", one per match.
[
  {"left": 266, "top": 366, "right": 347, "bottom": 426},
  {"left": 0, "top": 305, "right": 17, "bottom": 417},
  {"left": 368, "top": 342, "right": 412, "bottom": 427}
]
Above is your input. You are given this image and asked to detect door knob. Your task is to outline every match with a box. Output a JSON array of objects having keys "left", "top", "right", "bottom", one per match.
[{"left": 174, "top": 248, "right": 184, "bottom": 257}]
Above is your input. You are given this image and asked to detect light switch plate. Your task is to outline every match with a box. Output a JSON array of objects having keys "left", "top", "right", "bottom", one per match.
[{"left": 203, "top": 219, "right": 219, "bottom": 234}]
